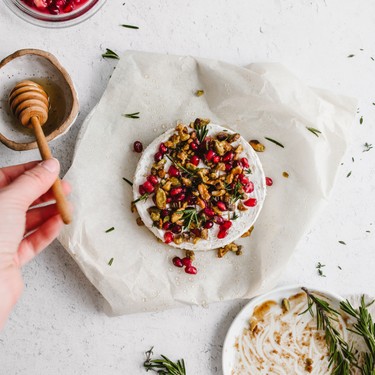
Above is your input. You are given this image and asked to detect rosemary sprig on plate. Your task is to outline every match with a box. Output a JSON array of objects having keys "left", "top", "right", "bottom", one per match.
[
  {"left": 301, "top": 288, "right": 358, "bottom": 374},
  {"left": 123, "top": 177, "right": 133, "bottom": 186},
  {"left": 307, "top": 127, "right": 322, "bottom": 137},
  {"left": 181, "top": 208, "right": 200, "bottom": 229},
  {"left": 102, "top": 48, "right": 120, "bottom": 60},
  {"left": 144, "top": 347, "right": 186, "bottom": 375},
  {"left": 340, "top": 297, "right": 375, "bottom": 374},
  {"left": 123, "top": 112, "right": 140, "bottom": 119},
  {"left": 132, "top": 193, "right": 149, "bottom": 204},
  {"left": 264, "top": 137, "right": 284, "bottom": 148}
]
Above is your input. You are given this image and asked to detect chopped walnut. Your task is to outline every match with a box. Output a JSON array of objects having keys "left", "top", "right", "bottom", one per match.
[{"left": 249, "top": 140, "right": 265, "bottom": 152}]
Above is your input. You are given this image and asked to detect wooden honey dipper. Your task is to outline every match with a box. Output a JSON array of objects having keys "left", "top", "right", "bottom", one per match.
[{"left": 9, "top": 80, "right": 72, "bottom": 225}]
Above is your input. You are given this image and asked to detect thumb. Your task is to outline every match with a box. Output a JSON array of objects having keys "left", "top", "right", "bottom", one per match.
[{"left": 6, "top": 158, "right": 60, "bottom": 208}]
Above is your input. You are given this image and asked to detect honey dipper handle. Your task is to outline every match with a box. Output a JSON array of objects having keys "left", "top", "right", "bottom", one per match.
[{"left": 30, "top": 116, "right": 72, "bottom": 225}]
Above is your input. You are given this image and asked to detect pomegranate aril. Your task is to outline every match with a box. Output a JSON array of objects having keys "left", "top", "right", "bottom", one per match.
[
  {"left": 212, "top": 155, "right": 220, "bottom": 164},
  {"left": 206, "top": 149, "right": 215, "bottom": 161},
  {"left": 162, "top": 222, "right": 172, "bottom": 230},
  {"left": 223, "top": 151, "right": 234, "bottom": 162},
  {"left": 164, "top": 232, "right": 174, "bottom": 244},
  {"left": 221, "top": 221, "right": 232, "bottom": 231},
  {"left": 238, "top": 174, "right": 249, "bottom": 185},
  {"left": 154, "top": 152, "right": 163, "bottom": 162},
  {"left": 171, "top": 224, "right": 182, "bottom": 234},
  {"left": 139, "top": 185, "right": 146, "bottom": 195},
  {"left": 225, "top": 163, "right": 233, "bottom": 172},
  {"left": 147, "top": 175, "right": 158, "bottom": 186},
  {"left": 170, "top": 187, "right": 183, "bottom": 196},
  {"left": 176, "top": 193, "right": 186, "bottom": 202},
  {"left": 217, "top": 201, "right": 226, "bottom": 211},
  {"left": 185, "top": 266, "right": 198, "bottom": 275},
  {"left": 143, "top": 181, "right": 155, "bottom": 193},
  {"left": 204, "top": 220, "right": 214, "bottom": 229},
  {"left": 168, "top": 165, "right": 180, "bottom": 177},
  {"left": 159, "top": 143, "right": 168, "bottom": 154},
  {"left": 204, "top": 207, "right": 215, "bottom": 217},
  {"left": 190, "top": 142, "right": 199, "bottom": 151},
  {"left": 191, "top": 228, "right": 201, "bottom": 237},
  {"left": 266, "top": 177, "right": 273, "bottom": 186},
  {"left": 190, "top": 155, "right": 200, "bottom": 166},
  {"left": 187, "top": 195, "right": 197, "bottom": 205},
  {"left": 63, "top": 2, "right": 74, "bottom": 11},
  {"left": 172, "top": 257, "right": 183, "bottom": 268},
  {"left": 244, "top": 198, "right": 257, "bottom": 207},
  {"left": 133, "top": 141, "right": 143, "bottom": 153},
  {"left": 240, "top": 157, "right": 249, "bottom": 168},
  {"left": 214, "top": 215, "right": 225, "bottom": 225},
  {"left": 160, "top": 209, "right": 169, "bottom": 218},
  {"left": 166, "top": 197, "right": 172, "bottom": 203},
  {"left": 244, "top": 182, "right": 254, "bottom": 193},
  {"left": 217, "top": 229, "right": 228, "bottom": 239},
  {"left": 182, "top": 257, "right": 192, "bottom": 267}
]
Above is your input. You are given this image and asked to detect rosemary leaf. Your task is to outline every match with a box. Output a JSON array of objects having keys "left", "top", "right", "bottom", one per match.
[
  {"left": 348, "top": 54, "right": 355, "bottom": 58},
  {"left": 123, "top": 177, "right": 133, "bottom": 186},
  {"left": 363, "top": 143, "right": 373, "bottom": 152},
  {"left": 265, "top": 137, "right": 284, "bottom": 148},
  {"left": 105, "top": 227, "right": 115, "bottom": 233},
  {"left": 120, "top": 24, "right": 139, "bottom": 29},
  {"left": 360, "top": 116, "right": 364, "bottom": 125},
  {"left": 307, "top": 127, "right": 322, "bottom": 137},
  {"left": 123, "top": 112, "right": 140, "bottom": 119},
  {"left": 132, "top": 193, "right": 149, "bottom": 204},
  {"left": 338, "top": 240, "right": 346, "bottom": 245},
  {"left": 144, "top": 347, "right": 186, "bottom": 375},
  {"left": 102, "top": 48, "right": 120, "bottom": 60},
  {"left": 347, "top": 171, "right": 352, "bottom": 178},
  {"left": 108, "top": 258, "right": 114, "bottom": 266}
]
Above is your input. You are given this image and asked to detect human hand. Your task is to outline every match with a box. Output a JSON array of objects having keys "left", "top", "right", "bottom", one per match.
[{"left": 0, "top": 159, "right": 71, "bottom": 330}]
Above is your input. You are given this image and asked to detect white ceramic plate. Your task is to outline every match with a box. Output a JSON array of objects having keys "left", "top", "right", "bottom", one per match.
[{"left": 222, "top": 285, "right": 344, "bottom": 375}]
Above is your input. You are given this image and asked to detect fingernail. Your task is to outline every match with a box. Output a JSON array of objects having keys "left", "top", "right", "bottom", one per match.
[{"left": 40, "top": 158, "right": 60, "bottom": 173}]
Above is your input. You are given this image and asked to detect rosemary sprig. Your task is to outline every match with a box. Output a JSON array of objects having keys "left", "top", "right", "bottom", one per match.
[
  {"left": 166, "top": 155, "right": 196, "bottom": 177},
  {"left": 123, "top": 177, "right": 133, "bottom": 186},
  {"left": 265, "top": 137, "right": 284, "bottom": 148},
  {"left": 316, "top": 262, "right": 326, "bottom": 277},
  {"left": 363, "top": 143, "right": 373, "bottom": 152},
  {"left": 121, "top": 24, "right": 139, "bottom": 29},
  {"left": 132, "top": 193, "right": 149, "bottom": 204},
  {"left": 108, "top": 258, "right": 114, "bottom": 266},
  {"left": 224, "top": 181, "right": 244, "bottom": 203},
  {"left": 105, "top": 227, "right": 115, "bottom": 233},
  {"left": 123, "top": 112, "right": 140, "bottom": 119},
  {"left": 181, "top": 209, "right": 200, "bottom": 229},
  {"left": 244, "top": 168, "right": 252, "bottom": 175},
  {"left": 102, "top": 48, "right": 120, "bottom": 60},
  {"left": 307, "top": 127, "right": 322, "bottom": 137},
  {"left": 301, "top": 288, "right": 358, "bottom": 374},
  {"left": 144, "top": 347, "right": 186, "bottom": 375},
  {"left": 196, "top": 123, "right": 209, "bottom": 144},
  {"left": 340, "top": 296, "right": 375, "bottom": 375}
]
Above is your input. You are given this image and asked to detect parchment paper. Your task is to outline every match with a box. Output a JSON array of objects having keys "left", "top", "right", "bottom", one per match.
[{"left": 58, "top": 51, "right": 357, "bottom": 315}]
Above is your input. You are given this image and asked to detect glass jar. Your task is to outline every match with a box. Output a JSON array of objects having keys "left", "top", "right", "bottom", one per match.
[{"left": 3, "top": 0, "right": 106, "bottom": 28}]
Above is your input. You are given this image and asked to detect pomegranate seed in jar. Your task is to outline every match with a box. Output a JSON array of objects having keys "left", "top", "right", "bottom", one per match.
[
  {"left": 221, "top": 221, "right": 232, "bottom": 231},
  {"left": 168, "top": 165, "right": 180, "bottom": 177},
  {"left": 133, "top": 141, "right": 143, "bottom": 153},
  {"left": 244, "top": 198, "right": 257, "bottom": 207},
  {"left": 217, "top": 230, "right": 228, "bottom": 239},
  {"left": 172, "top": 257, "right": 183, "bottom": 268},
  {"left": 142, "top": 181, "right": 155, "bottom": 193},
  {"left": 190, "top": 155, "right": 200, "bottom": 166},
  {"left": 147, "top": 175, "right": 158, "bottom": 186},
  {"left": 240, "top": 157, "right": 249, "bottom": 168},
  {"left": 266, "top": 177, "right": 273, "bottom": 186},
  {"left": 164, "top": 232, "right": 174, "bottom": 244},
  {"left": 185, "top": 266, "right": 197, "bottom": 275},
  {"left": 217, "top": 201, "right": 226, "bottom": 211},
  {"left": 204, "top": 220, "right": 213, "bottom": 229},
  {"left": 244, "top": 182, "right": 254, "bottom": 193},
  {"left": 182, "top": 257, "right": 192, "bottom": 267},
  {"left": 154, "top": 152, "right": 163, "bottom": 162},
  {"left": 159, "top": 143, "right": 168, "bottom": 154}
]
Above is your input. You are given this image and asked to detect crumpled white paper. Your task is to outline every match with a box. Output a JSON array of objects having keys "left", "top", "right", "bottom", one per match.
[{"left": 58, "top": 51, "right": 357, "bottom": 315}]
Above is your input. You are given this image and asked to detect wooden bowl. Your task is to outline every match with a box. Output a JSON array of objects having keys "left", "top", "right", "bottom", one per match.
[{"left": 0, "top": 49, "right": 79, "bottom": 151}]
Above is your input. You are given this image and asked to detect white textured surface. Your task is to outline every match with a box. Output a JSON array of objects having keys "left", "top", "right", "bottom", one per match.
[{"left": 0, "top": 1, "right": 374, "bottom": 374}]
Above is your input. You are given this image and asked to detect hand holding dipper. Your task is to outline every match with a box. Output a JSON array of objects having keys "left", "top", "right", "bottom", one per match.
[{"left": 9, "top": 80, "right": 72, "bottom": 225}]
